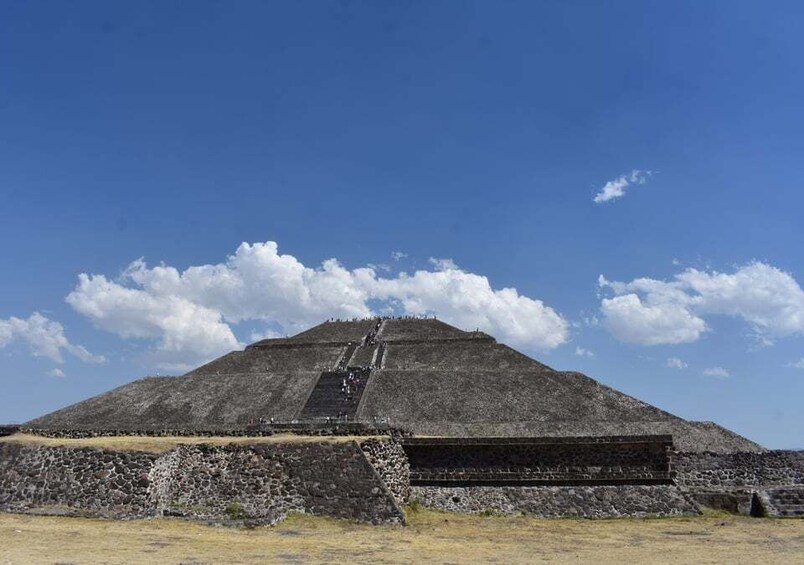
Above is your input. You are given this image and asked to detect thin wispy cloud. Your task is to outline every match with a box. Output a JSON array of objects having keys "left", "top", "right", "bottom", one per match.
[
  {"left": 575, "top": 346, "right": 594, "bottom": 358},
  {"left": 367, "top": 263, "right": 391, "bottom": 273},
  {"left": 593, "top": 170, "right": 653, "bottom": 203},
  {"left": 428, "top": 257, "right": 459, "bottom": 271},
  {"left": 703, "top": 366, "right": 730, "bottom": 379},
  {"left": 789, "top": 358, "right": 804, "bottom": 370},
  {"left": 667, "top": 357, "right": 688, "bottom": 369}
]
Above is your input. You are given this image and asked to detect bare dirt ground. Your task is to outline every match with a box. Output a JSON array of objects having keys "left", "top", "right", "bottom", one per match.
[{"left": 1, "top": 509, "right": 803, "bottom": 564}]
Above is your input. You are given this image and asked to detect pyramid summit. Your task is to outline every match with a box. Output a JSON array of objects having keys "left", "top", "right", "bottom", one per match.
[{"left": 27, "top": 317, "right": 760, "bottom": 453}]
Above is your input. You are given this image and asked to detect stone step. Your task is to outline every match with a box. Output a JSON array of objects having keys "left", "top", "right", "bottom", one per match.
[
  {"left": 776, "top": 507, "right": 804, "bottom": 517},
  {"left": 757, "top": 487, "right": 804, "bottom": 517},
  {"left": 298, "top": 369, "right": 371, "bottom": 420},
  {"left": 335, "top": 344, "right": 358, "bottom": 371}
]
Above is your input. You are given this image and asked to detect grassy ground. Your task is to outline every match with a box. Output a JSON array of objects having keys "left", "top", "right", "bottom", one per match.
[
  {"left": 1, "top": 509, "right": 802, "bottom": 564},
  {"left": 0, "top": 433, "right": 377, "bottom": 453}
]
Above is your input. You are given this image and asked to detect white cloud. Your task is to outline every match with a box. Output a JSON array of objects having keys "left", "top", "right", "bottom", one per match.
[
  {"left": 48, "top": 368, "right": 65, "bottom": 378},
  {"left": 391, "top": 251, "right": 408, "bottom": 261},
  {"left": 593, "top": 170, "right": 652, "bottom": 203},
  {"left": 67, "top": 241, "right": 570, "bottom": 370},
  {"left": 575, "top": 346, "right": 594, "bottom": 358},
  {"left": 249, "top": 329, "right": 283, "bottom": 342},
  {"left": 599, "top": 292, "right": 707, "bottom": 345},
  {"left": 428, "top": 257, "right": 459, "bottom": 271},
  {"left": 67, "top": 273, "right": 241, "bottom": 371},
  {"left": 0, "top": 312, "right": 105, "bottom": 364},
  {"left": 582, "top": 315, "right": 600, "bottom": 327},
  {"left": 789, "top": 358, "right": 804, "bottom": 370},
  {"left": 666, "top": 357, "right": 688, "bottom": 369},
  {"left": 598, "top": 262, "right": 804, "bottom": 345},
  {"left": 371, "top": 267, "right": 569, "bottom": 351},
  {"left": 703, "top": 366, "right": 730, "bottom": 379}
]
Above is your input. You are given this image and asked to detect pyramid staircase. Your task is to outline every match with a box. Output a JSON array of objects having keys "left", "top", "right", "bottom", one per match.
[
  {"left": 756, "top": 486, "right": 804, "bottom": 517},
  {"left": 298, "top": 369, "right": 371, "bottom": 420},
  {"left": 296, "top": 321, "right": 384, "bottom": 420}
]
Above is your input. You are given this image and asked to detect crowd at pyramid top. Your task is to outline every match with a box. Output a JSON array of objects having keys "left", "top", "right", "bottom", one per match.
[{"left": 322, "top": 314, "right": 438, "bottom": 323}]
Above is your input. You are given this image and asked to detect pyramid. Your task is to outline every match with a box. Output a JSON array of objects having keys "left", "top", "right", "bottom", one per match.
[{"left": 26, "top": 317, "right": 763, "bottom": 452}]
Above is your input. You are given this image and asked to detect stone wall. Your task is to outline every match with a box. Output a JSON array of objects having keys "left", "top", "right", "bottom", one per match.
[
  {"left": 5, "top": 438, "right": 801, "bottom": 523},
  {"left": 673, "top": 451, "right": 804, "bottom": 490},
  {"left": 153, "top": 442, "right": 404, "bottom": 525},
  {"left": 360, "top": 438, "right": 410, "bottom": 504},
  {"left": 410, "top": 485, "right": 698, "bottom": 517},
  {"left": 402, "top": 436, "right": 672, "bottom": 485},
  {"left": 0, "top": 440, "right": 404, "bottom": 525},
  {"left": 23, "top": 424, "right": 408, "bottom": 439},
  {"left": 0, "top": 426, "right": 20, "bottom": 437},
  {"left": 0, "top": 443, "right": 156, "bottom": 518}
]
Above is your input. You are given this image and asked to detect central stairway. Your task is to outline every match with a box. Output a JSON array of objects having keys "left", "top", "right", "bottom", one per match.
[{"left": 298, "top": 368, "right": 371, "bottom": 420}]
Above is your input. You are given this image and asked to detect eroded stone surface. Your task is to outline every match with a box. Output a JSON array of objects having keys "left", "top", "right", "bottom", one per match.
[
  {"left": 360, "top": 438, "right": 410, "bottom": 504},
  {"left": 0, "top": 441, "right": 405, "bottom": 525},
  {"left": 673, "top": 451, "right": 804, "bottom": 489},
  {"left": 410, "top": 485, "right": 699, "bottom": 517},
  {"left": 0, "top": 442, "right": 156, "bottom": 518}
]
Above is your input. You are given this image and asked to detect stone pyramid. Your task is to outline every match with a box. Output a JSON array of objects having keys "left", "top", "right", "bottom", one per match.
[{"left": 26, "top": 317, "right": 762, "bottom": 452}]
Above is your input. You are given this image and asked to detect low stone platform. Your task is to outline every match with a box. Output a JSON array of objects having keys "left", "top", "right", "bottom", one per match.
[
  {"left": 410, "top": 485, "right": 698, "bottom": 517},
  {"left": 402, "top": 435, "right": 673, "bottom": 486},
  {"left": 21, "top": 422, "right": 408, "bottom": 439},
  {"left": 0, "top": 439, "right": 406, "bottom": 525},
  {"left": 3, "top": 432, "right": 803, "bottom": 523}
]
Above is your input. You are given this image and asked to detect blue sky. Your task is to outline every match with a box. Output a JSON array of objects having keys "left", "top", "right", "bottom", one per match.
[{"left": 1, "top": 1, "right": 802, "bottom": 448}]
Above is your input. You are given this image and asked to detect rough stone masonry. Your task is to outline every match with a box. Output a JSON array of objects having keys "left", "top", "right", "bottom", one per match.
[{"left": 0, "top": 439, "right": 405, "bottom": 525}]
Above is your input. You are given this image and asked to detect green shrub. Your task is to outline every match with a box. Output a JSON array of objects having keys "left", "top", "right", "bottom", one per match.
[{"left": 226, "top": 501, "right": 246, "bottom": 519}]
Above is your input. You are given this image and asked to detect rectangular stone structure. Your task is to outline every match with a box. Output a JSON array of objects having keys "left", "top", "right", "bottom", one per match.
[{"left": 401, "top": 435, "right": 674, "bottom": 486}]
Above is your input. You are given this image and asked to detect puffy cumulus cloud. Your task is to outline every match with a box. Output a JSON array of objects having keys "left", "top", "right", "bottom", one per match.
[
  {"left": 67, "top": 273, "right": 241, "bottom": 371},
  {"left": 66, "top": 242, "right": 569, "bottom": 370},
  {"left": 676, "top": 262, "right": 804, "bottom": 340},
  {"left": 666, "top": 357, "right": 688, "bottom": 369},
  {"left": 598, "top": 262, "right": 804, "bottom": 346},
  {"left": 0, "top": 312, "right": 104, "bottom": 364},
  {"left": 371, "top": 268, "right": 569, "bottom": 350},
  {"left": 703, "top": 366, "right": 730, "bottom": 379},
  {"left": 593, "top": 170, "right": 652, "bottom": 203},
  {"left": 599, "top": 292, "right": 707, "bottom": 345}
]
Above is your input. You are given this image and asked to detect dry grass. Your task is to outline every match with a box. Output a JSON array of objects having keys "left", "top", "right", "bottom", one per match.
[
  {"left": 1, "top": 509, "right": 803, "bottom": 564},
  {"left": 0, "top": 433, "right": 377, "bottom": 453}
]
